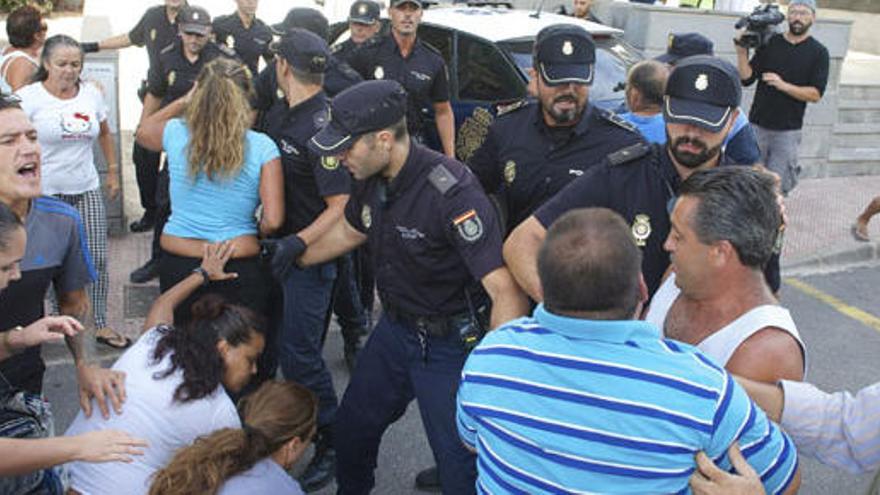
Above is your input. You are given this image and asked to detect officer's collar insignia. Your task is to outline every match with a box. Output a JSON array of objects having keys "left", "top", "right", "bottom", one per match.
[
  {"left": 192, "top": 12, "right": 200, "bottom": 20},
  {"left": 226, "top": 35, "right": 235, "bottom": 48},
  {"left": 695, "top": 74, "right": 709, "bottom": 91},
  {"left": 280, "top": 139, "right": 298, "bottom": 155},
  {"left": 631, "top": 214, "right": 651, "bottom": 247},
  {"left": 504, "top": 160, "right": 516, "bottom": 184},
  {"left": 562, "top": 40, "right": 574, "bottom": 56},
  {"left": 361, "top": 204, "right": 372, "bottom": 229},
  {"left": 150, "top": 29, "right": 157, "bottom": 41},
  {"left": 276, "top": 88, "right": 284, "bottom": 100},
  {"left": 321, "top": 156, "right": 340, "bottom": 171},
  {"left": 168, "top": 70, "right": 176, "bottom": 86},
  {"left": 359, "top": 4, "right": 368, "bottom": 14},
  {"left": 454, "top": 209, "right": 483, "bottom": 243},
  {"left": 313, "top": 110, "right": 328, "bottom": 127},
  {"left": 668, "top": 34, "right": 675, "bottom": 49},
  {"left": 374, "top": 66, "right": 385, "bottom": 79}
]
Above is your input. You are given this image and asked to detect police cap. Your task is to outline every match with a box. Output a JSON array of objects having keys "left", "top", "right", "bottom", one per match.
[
  {"left": 350, "top": 0, "right": 381, "bottom": 24},
  {"left": 663, "top": 55, "right": 741, "bottom": 133},
  {"left": 179, "top": 6, "right": 212, "bottom": 36},
  {"left": 655, "top": 32, "right": 714, "bottom": 65},
  {"left": 273, "top": 7, "right": 330, "bottom": 40},
  {"left": 534, "top": 24, "right": 596, "bottom": 86},
  {"left": 309, "top": 80, "right": 407, "bottom": 155},
  {"left": 390, "top": 0, "right": 423, "bottom": 9},
  {"left": 271, "top": 28, "right": 329, "bottom": 74}
]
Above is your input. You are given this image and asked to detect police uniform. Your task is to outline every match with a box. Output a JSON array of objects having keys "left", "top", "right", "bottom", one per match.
[
  {"left": 307, "top": 80, "right": 500, "bottom": 494},
  {"left": 469, "top": 102, "right": 643, "bottom": 232},
  {"left": 148, "top": 39, "right": 232, "bottom": 106},
  {"left": 212, "top": 12, "right": 273, "bottom": 75},
  {"left": 348, "top": 34, "right": 450, "bottom": 141},
  {"left": 332, "top": 38, "right": 360, "bottom": 65}
]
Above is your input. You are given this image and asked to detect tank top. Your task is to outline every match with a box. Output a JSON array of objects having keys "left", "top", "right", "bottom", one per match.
[{"left": 0, "top": 50, "right": 38, "bottom": 93}]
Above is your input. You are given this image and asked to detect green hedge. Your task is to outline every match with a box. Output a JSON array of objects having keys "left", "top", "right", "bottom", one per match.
[{"left": 0, "top": 1, "right": 53, "bottom": 13}]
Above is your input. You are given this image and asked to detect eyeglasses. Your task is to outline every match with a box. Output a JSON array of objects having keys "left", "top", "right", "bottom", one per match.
[{"left": 788, "top": 8, "right": 813, "bottom": 17}]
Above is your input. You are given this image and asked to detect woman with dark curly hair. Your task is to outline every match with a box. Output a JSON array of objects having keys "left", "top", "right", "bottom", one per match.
[
  {"left": 63, "top": 242, "right": 266, "bottom": 495},
  {"left": 149, "top": 380, "right": 317, "bottom": 495}
]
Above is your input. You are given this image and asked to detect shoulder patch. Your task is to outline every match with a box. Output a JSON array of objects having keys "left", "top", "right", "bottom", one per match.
[
  {"left": 496, "top": 99, "right": 527, "bottom": 117},
  {"left": 427, "top": 163, "right": 459, "bottom": 195},
  {"left": 607, "top": 141, "right": 652, "bottom": 167},
  {"left": 600, "top": 108, "right": 638, "bottom": 133}
]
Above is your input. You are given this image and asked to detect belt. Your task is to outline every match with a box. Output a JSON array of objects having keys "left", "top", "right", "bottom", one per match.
[{"left": 382, "top": 301, "right": 471, "bottom": 337}]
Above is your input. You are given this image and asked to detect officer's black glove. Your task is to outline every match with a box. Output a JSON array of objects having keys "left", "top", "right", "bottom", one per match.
[
  {"left": 260, "top": 234, "right": 307, "bottom": 281},
  {"left": 81, "top": 42, "right": 100, "bottom": 54}
]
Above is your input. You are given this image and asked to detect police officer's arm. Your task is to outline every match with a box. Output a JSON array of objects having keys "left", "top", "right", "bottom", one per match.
[
  {"left": 504, "top": 216, "right": 547, "bottom": 301},
  {"left": 434, "top": 101, "right": 455, "bottom": 158},
  {"left": 299, "top": 216, "right": 367, "bottom": 267},
  {"left": 96, "top": 33, "right": 134, "bottom": 51},
  {"left": 298, "top": 194, "right": 349, "bottom": 246}
]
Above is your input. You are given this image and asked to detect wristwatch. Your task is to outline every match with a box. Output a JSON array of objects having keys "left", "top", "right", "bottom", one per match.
[{"left": 192, "top": 267, "right": 211, "bottom": 287}]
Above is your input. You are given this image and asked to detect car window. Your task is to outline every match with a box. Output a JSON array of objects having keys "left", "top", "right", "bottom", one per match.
[{"left": 456, "top": 33, "right": 527, "bottom": 102}]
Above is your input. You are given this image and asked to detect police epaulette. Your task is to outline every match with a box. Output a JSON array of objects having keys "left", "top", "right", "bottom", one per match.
[
  {"left": 159, "top": 42, "right": 176, "bottom": 54},
  {"left": 607, "top": 142, "right": 651, "bottom": 167},
  {"left": 216, "top": 43, "right": 237, "bottom": 58},
  {"left": 496, "top": 99, "right": 527, "bottom": 117},
  {"left": 427, "top": 163, "right": 459, "bottom": 195},
  {"left": 600, "top": 108, "right": 638, "bottom": 133}
]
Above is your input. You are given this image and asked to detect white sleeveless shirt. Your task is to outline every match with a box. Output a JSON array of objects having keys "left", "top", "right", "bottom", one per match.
[
  {"left": 645, "top": 273, "right": 806, "bottom": 373},
  {"left": 0, "top": 50, "right": 37, "bottom": 93}
]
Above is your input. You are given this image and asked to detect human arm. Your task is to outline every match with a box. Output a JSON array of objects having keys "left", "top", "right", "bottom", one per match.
[
  {"left": 725, "top": 327, "right": 804, "bottom": 383},
  {"left": 503, "top": 216, "right": 547, "bottom": 301},
  {"left": 760, "top": 72, "right": 822, "bottom": 103},
  {"left": 0, "top": 430, "right": 147, "bottom": 476},
  {"left": 734, "top": 376, "right": 784, "bottom": 423},
  {"left": 0, "top": 316, "right": 83, "bottom": 362},
  {"left": 135, "top": 92, "right": 188, "bottom": 152},
  {"left": 734, "top": 41, "right": 754, "bottom": 84},
  {"left": 144, "top": 241, "right": 239, "bottom": 329},
  {"left": 98, "top": 120, "right": 119, "bottom": 199},
  {"left": 95, "top": 33, "right": 134, "bottom": 51},
  {"left": 480, "top": 267, "right": 529, "bottom": 329},
  {"left": 258, "top": 157, "right": 284, "bottom": 236},
  {"left": 4, "top": 58, "right": 38, "bottom": 91},
  {"left": 433, "top": 101, "right": 456, "bottom": 158},
  {"left": 298, "top": 214, "right": 367, "bottom": 267}
]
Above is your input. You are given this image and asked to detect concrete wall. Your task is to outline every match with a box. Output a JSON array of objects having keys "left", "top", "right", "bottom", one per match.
[
  {"left": 592, "top": 0, "right": 853, "bottom": 176},
  {"left": 818, "top": 0, "right": 880, "bottom": 14}
]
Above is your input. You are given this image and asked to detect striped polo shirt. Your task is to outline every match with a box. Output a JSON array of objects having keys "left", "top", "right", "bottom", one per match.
[{"left": 456, "top": 305, "right": 798, "bottom": 494}]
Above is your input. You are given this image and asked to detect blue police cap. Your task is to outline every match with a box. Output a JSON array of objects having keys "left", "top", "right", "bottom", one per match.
[
  {"left": 179, "top": 6, "right": 212, "bottom": 36},
  {"left": 663, "top": 55, "right": 741, "bottom": 133},
  {"left": 273, "top": 8, "right": 330, "bottom": 40},
  {"left": 270, "top": 28, "right": 329, "bottom": 74},
  {"left": 309, "top": 80, "right": 407, "bottom": 155},
  {"left": 534, "top": 24, "right": 596, "bottom": 85},
  {"left": 655, "top": 32, "right": 714, "bottom": 65},
  {"left": 350, "top": 0, "right": 381, "bottom": 24}
]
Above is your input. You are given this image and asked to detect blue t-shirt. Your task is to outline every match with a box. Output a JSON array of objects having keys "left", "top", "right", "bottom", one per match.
[
  {"left": 619, "top": 112, "right": 666, "bottom": 144},
  {"left": 163, "top": 118, "right": 280, "bottom": 241},
  {"left": 218, "top": 458, "right": 304, "bottom": 495}
]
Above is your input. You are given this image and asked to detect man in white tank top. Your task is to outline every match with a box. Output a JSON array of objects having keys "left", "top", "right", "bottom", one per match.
[{"left": 645, "top": 167, "right": 805, "bottom": 383}]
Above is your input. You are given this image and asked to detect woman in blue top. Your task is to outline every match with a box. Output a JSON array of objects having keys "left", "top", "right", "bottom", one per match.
[{"left": 136, "top": 57, "right": 284, "bottom": 324}]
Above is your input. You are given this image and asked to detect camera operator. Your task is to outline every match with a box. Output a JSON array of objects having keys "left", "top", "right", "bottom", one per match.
[{"left": 735, "top": 0, "right": 828, "bottom": 194}]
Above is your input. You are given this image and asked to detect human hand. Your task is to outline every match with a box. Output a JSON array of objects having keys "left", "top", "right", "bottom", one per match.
[
  {"left": 761, "top": 72, "right": 785, "bottom": 89},
  {"left": 200, "top": 241, "right": 238, "bottom": 281},
  {"left": 105, "top": 172, "right": 120, "bottom": 200},
  {"left": 690, "top": 444, "right": 765, "bottom": 495},
  {"left": 260, "top": 234, "right": 306, "bottom": 281},
  {"left": 77, "top": 364, "right": 126, "bottom": 419},
  {"left": 11, "top": 316, "right": 83, "bottom": 349},
  {"left": 73, "top": 429, "right": 148, "bottom": 463}
]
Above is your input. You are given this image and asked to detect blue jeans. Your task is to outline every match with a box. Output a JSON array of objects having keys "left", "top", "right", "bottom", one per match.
[
  {"left": 278, "top": 262, "right": 338, "bottom": 428},
  {"left": 334, "top": 314, "right": 477, "bottom": 495}
]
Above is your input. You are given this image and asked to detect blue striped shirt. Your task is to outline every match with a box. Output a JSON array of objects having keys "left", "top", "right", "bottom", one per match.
[{"left": 456, "top": 305, "right": 798, "bottom": 494}]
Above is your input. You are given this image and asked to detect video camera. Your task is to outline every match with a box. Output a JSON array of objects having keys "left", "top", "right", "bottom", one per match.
[{"left": 734, "top": 3, "right": 785, "bottom": 49}]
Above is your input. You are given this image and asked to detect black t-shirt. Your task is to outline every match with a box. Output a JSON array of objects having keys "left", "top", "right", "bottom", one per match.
[
  {"left": 128, "top": 5, "right": 181, "bottom": 74},
  {"left": 212, "top": 13, "right": 273, "bottom": 75},
  {"left": 260, "top": 92, "right": 351, "bottom": 236},
  {"left": 745, "top": 34, "right": 829, "bottom": 130}
]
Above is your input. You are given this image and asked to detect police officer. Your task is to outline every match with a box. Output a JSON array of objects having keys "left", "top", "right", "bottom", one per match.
[
  {"left": 266, "top": 80, "right": 527, "bottom": 494},
  {"left": 469, "top": 24, "right": 643, "bottom": 234},
  {"left": 505, "top": 56, "right": 750, "bottom": 300},
  {"left": 213, "top": 0, "right": 273, "bottom": 75},
  {"left": 80, "top": 0, "right": 186, "bottom": 245},
  {"left": 348, "top": 0, "right": 455, "bottom": 157},
  {"left": 333, "top": 0, "right": 382, "bottom": 64},
  {"left": 131, "top": 6, "right": 236, "bottom": 288},
  {"left": 259, "top": 28, "right": 351, "bottom": 492}
]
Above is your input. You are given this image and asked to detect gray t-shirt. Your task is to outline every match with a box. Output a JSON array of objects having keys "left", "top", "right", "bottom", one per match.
[{"left": 218, "top": 458, "right": 304, "bottom": 495}]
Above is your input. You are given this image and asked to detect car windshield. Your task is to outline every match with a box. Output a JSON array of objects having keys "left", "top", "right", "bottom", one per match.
[{"left": 497, "top": 36, "right": 640, "bottom": 105}]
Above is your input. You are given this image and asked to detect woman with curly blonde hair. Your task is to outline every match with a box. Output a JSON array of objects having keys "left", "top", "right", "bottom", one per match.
[
  {"left": 136, "top": 57, "right": 284, "bottom": 324},
  {"left": 149, "top": 380, "right": 317, "bottom": 495}
]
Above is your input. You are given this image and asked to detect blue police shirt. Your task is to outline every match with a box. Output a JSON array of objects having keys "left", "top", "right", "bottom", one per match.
[
  {"left": 469, "top": 103, "right": 644, "bottom": 232},
  {"left": 348, "top": 34, "right": 450, "bottom": 138},
  {"left": 457, "top": 304, "right": 800, "bottom": 494},
  {"left": 344, "top": 141, "right": 504, "bottom": 316},
  {"left": 260, "top": 91, "right": 351, "bottom": 236}
]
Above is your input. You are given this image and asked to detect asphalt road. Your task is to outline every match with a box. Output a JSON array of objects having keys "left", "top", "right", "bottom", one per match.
[{"left": 41, "top": 263, "right": 880, "bottom": 494}]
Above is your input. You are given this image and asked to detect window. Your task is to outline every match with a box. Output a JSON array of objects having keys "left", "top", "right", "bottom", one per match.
[{"left": 456, "top": 34, "right": 526, "bottom": 102}]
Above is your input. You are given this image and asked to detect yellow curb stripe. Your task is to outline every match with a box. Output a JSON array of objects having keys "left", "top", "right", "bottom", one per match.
[{"left": 784, "top": 277, "right": 880, "bottom": 334}]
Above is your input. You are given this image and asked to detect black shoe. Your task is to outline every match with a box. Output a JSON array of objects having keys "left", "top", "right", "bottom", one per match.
[
  {"left": 414, "top": 466, "right": 441, "bottom": 492},
  {"left": 129, "top": 212, "right": 156, "bottom": 233},
  {"left": 129, "top": 259, "right": 159, "bottom": 284},
  {"left": 299, "top": 444, "right": 336, "bottom": 492}
]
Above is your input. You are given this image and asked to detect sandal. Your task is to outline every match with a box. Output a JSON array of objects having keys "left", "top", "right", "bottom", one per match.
[
  {"left": 851, "top": 223, "right": 870, "bottom": 242},
  {"left": 96, "top": 328, "right": 133, "bottom": 349}
]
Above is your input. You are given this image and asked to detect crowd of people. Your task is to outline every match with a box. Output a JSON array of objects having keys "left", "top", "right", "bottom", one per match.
[{"left": 0, "top": 0, "right": 877, "bottom": 494}]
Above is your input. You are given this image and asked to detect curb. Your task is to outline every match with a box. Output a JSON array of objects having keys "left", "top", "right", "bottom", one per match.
[{"left": 782, "top": 242, "right": 880, "bottom": 276}]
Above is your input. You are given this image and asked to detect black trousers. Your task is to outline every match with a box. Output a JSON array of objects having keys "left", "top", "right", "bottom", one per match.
[
  {"left": 132, "top": 141, "right": 160, "bottom": 214},
  {"left": 150, "top": 164, "right": 170, "bottom": 262}
]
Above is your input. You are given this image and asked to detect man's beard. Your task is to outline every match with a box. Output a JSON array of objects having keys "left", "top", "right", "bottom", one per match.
[
  {"left": 668, "top": 135, "right": 722, "bottom": 169},
  {"left": 546, "top": 94, "right": 583, "bottom": 125},
  {"left": 789, "top": 20, "right": 811, "bottom": 36}
]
